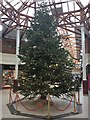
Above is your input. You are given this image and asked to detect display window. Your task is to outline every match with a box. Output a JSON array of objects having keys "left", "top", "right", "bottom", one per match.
[{"left": 3, "top": 70, "right": 15, "bottom": 87}]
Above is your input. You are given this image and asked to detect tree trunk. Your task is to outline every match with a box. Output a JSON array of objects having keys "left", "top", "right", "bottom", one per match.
[
  {"left": 40, "top": 94, "right": 46, "bottom": 99},
  {"left": 40, "top": 94, "right": 53, "bottom": 106}
]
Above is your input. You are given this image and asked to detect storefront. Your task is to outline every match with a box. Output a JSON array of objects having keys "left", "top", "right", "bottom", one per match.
[{"left": 2, "top": 65, "right": 15, "bottom": 88}]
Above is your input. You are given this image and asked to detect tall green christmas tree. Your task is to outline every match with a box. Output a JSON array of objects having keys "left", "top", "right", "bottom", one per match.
[{"left": 18, "top": 3, "right": 79, "bottom": 99}]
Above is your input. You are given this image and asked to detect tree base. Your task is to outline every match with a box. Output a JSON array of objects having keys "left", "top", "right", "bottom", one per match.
[
  {"left": 35, "top": 95, "right": 53, "bottom": 106},
  {"left": 40, "top": 95, "right": 53, "bottom": 106},
  {"left": 46, "top": 115, "right": 52, "bottom": 120}
]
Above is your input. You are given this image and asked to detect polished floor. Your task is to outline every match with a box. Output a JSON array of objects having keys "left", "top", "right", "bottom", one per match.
[{"left": 0, "top": 87, "right": 89, "bottom": 119}]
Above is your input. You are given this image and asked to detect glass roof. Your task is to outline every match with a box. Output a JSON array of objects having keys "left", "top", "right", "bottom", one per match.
[{"left": 1, "top": 0, "right": 90, "bottom": 61}]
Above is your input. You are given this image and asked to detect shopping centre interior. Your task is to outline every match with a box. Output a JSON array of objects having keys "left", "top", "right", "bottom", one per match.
[{"left": 0, "top": 0, "right": 90, "bottom": 119}]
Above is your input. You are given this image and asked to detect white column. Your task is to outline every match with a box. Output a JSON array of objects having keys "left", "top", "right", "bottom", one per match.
[
  {"left": 15, "top": 27, "right": 20, "bottom": 79},
  {"left": 81, "top": 24, "right": 86, "bottom": 80}
]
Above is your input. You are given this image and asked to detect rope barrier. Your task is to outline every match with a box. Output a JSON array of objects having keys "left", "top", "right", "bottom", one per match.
[
  {"left": 9, "top": 88, "right": 47, "bottom": 111},
  {"left": 17, "top": 94, "right": 46, "bottom": 112},
  {"left": 50, "top": 95, "right": 73, "bottom": 111},
  {"left": 9, "top": 89, "right": 46, "bottom": 108},
  {"left": 9, "top": 88, "right": 76, "bottom": 113}
]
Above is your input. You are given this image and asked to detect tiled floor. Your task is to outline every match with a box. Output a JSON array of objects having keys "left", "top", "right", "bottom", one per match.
[{"left": 0, "top": 87, "right": 89, "bottom": 119}]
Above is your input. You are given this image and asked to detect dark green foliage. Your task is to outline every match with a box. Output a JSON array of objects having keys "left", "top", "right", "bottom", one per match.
[{"left": 18, "top": 3, "right": 79, "bottom": 98}]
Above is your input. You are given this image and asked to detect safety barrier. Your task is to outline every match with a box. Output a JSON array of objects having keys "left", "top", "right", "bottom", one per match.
[
  {"left": 9, "top": 88, "right": 47, "bottom": 111},
  {"left": 8, "top": 88, "right": 80, "bottom": 118},
  {"left": 17, "top": 94, "right": 46, "bottom": 111},
  {"left": 50, "top": 95, "right": 73, "bottom": 111}
]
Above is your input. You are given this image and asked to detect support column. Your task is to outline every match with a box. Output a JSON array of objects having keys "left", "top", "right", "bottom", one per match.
[
  {"left": 0, "top": 64, "right": 2, "bottom": 90},
  {"left": 0, "top": 14, "right": 2, "bottom": 90},
  {"left": 15, "top": 27, "right": 20, "bottom": 79},
  {"left": 81, "top": 24, "right": 88, "bottom": 94}
]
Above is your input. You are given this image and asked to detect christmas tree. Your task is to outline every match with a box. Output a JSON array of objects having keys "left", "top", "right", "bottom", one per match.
[{"left": 18, "top": 3, "right": 79, "bottom": 99}]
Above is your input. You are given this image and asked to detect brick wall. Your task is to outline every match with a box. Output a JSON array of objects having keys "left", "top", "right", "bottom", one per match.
[{"left": 2, "top": 38, "right": 16, "bottom": 54}]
